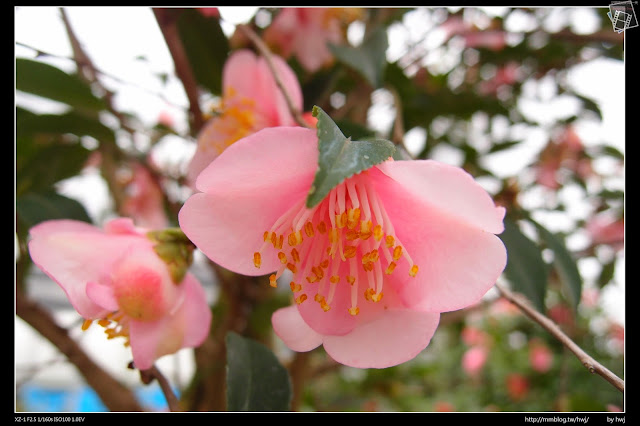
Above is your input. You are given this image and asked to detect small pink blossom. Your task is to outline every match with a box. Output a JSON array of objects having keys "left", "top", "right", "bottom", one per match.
[
  {"left": 263, "top": 8, "right": 360, "bottom": 72},
  {"left": 535, "top": 126, "right": 592, "bottom": 190},
  {"left": 121, "top": 162, "right": 169, "bottom": 230},
  {"left": 179, "top": 126, "right": 507, "bottom": 368},
  {"left": 528, "top": 339, "right": 553, "bottom": 373},
  {"left": 186, "top": 49, "right": 303, "bottom": 185},
  {"left": 461, "top": 325, "right": 488, "bottom": 346},
  {"left": 586, "top": 213, "right": 624, "bottom": 252},
  {"left": 463, "top": 31, "right": 507, "bottom": 51},
  {"left": 506, "top": 373, "right": 529, "bottom": 401},
  {"left": 462, "top": 346, "right": 488, "bottom": 376},
  {"left": 28, "top": 218, "right": 212, "bottom": 370}
]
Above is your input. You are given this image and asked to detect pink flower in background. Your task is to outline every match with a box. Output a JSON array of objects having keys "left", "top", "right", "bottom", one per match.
[
  {"left": 186, "top": 49, "right": 303, "bottom": 185},
  {"left": 461, "top": 325, "right": 489, "bottom": 346},
  {"left": 462, "top": 345, "right": 488, "bottom": 376},
  {"left": 528, "top": 339, "right": 553, "bottom": 373},
  {"left": 463, "top": 31, "right": 507, "bottom": 51},
  {"left": 263, "top": 8, "right": 360, "bottom": 72},
  {"left": 506, "top": 373, "right": 530, "bottom": 401},
  {"left": 28, "top": 218, "right": 212, "bottom": 370},
  {"left": 121, "top": 162, "right": 169, "bottom": 230},
  {"left": 586, "top": 213, "right": 624, "bottom": 252},
  {"left": 535, "top": 126, "right": 592, "bottom": 190},
  {"left": 179, "top": 126, "right": 507, "bottom": 368},
  {"left": 197, "top": 7, "right": 220, "bottom": 18}
]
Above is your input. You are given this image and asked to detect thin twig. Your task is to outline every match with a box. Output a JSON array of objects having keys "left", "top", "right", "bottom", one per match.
[
  {"left": 236, "top": 24, "right": 310, "bottom": 128},
  {"left": 495, "top": 282, "right": 624, "bottom": 393},
  {"left": 153, "top": 8, "right": 204, "bottom": 134},
  {"left": 138, "top": 365, "right": 183, "bottom": 412}
]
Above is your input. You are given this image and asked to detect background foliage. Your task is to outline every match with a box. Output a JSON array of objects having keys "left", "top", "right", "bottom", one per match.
[{"left": 15, "top": 7, "right": 624, "bottom": 413}]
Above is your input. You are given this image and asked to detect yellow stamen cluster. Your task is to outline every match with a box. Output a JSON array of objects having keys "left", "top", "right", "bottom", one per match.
[{"left": 81, "top": 311, "right": 131, "bottom": 347}]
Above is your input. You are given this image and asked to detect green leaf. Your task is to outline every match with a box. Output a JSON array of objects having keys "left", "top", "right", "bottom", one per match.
[
  {"left": 328, "top": 27, "right": 388, "bottom": 88},
  {"left": 16, "top": 191, "right": 92, "bottom": 229},
  {"left": 16, "top": 58, "right": 106, "bottom": 111},
  {"left": 225, "top": 332, "right": 291, "bottom": 412},
  {"left": 499, "top": 219, "right": 548, "bottom": 312},
  {"left": 177, "top": 8, "right": 229, "bottom": 95},
  {"left": 306, "top": 106, "right": 395, "bottom": 208},
  {"left": 17, "top": 111, "right": 116, "bottom": 143},
  {"left": 532, "top": 222, "right": 582, "bottom": 310}
]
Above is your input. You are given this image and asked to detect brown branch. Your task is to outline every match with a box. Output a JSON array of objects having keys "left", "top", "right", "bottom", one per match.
[
  {"left": 495, "top": 282, "right": 624, "bottom": 393},
  {"left": 236, "top": 24, "right": 310, "bottom": 128},
  {"left": 153, "top": 8, "right": 204, "bottom": 134},
  {"left": 137, "top": 364, "right": 183, "bottom": 412},
  {"left": 15, "top": 289, "right": 144, "bottom": 411}
]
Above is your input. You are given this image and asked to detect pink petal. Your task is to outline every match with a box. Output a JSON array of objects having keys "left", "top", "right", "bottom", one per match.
[
  {"left": 179, "top": 127, "right": 317, "bottom": 275},
  {"left": 175, "top": 274, "right": 212, "bottom": 348},
  {"left": 28, "top": 220, "right": 148, "bottom": 318},
  {"left": 370, "top": 167, "right": 507, "bottom": 312},
  {"left": 322, "top": 310, "right": 440, "bottom": 368},
  {"left": 376, "top": 160, "right": 505, "bottom": 234},
  {"left": 85, "top": 281, "right": 119, "bottom": 312},
  {"left": 272, "top": 305, "right": 323, "bottom": 352}
]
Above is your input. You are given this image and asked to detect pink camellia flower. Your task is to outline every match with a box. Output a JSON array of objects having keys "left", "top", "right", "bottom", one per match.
[
  {"left": 586, "top": 213, "right": 624, "bottom": 252},
  {"left": 263, "top": 8, "right": 361, "bottom": 73},
  {"left": 179, "top": 126, "right": 507, "bottom": 368},
  {"left": 28, "top": 218, "right": 212, "bottom": 370},
  {"left": 121, "top": 162, "right": 169, "bottom": 230},
  {"left": 186, "top": 49, "right": 303, "bottom": 185},
  {"left": 528, "top": 339, "right": 553, "bottom": 373},
  {"left": 462, "top": 345, "right": 489, "bottom": 377}
]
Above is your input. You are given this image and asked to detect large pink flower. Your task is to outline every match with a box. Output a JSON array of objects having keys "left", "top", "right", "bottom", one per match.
[
  {"left": 186, "top": 49, "right": 303, "bottom": 185},
  {"left": 179, "top": 127, "right": 506, "bottom": 368},
  {"left": 28, "top": 218, "right": 212, "bottom": 370}
]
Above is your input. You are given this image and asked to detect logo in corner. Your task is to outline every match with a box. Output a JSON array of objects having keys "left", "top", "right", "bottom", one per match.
[{"left": 609, "top": 1, "right": 638, "bottom": 33}]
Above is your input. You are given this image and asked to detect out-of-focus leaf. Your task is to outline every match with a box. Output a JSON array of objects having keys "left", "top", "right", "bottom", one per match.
[
  {"left": 329, "top": 27, "right": 388, "bottom": 88},
  {"left": 17, "top": 111, "right": 115, "bottom": 143},
  {"left": 532, "top": 221, "right": 582, "bottom": 310},
  {"left": 16, "top": 191, "right": 92, "bottom": 229},
  {"left": 177, "top": 8, "right": 229, "bottom": 95},
  {"left": 597, "top": 259, "right": 616, "bottom": 288},
  {"left": 306, "top": 106, "right": 395, "bottom": 208},
  {"left": 16, "top": 58, "right": 106, "bottom": 112},
  {"left": 16, "top": 142, "right": 91, "bottom": 197},
  {"left": 225, "top": 332, "right": 291, "bottom": 412},
  {"left": 499, "top": 218, "right": 548, "bottom": 312}
]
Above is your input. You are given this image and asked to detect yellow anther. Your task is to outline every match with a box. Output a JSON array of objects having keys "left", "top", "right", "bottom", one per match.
[
  {"left": 369, "top": 249, "right": 379, "bottom": 262},
  {"left": 346, "top": 275, "right": 356, "bottom": 285},
  {"left": 360, "top": 220, "right": 373, "bottom": 240},
  {"left": 253, "top": 252, "right": 262, "bottom": 268},
  {"left": 269, "top": 274, "right": 278, "bottom": 288},
  {"left": 288, "top": 230, "right": 303, "bottom": 247},
  {"left": 317, "top": 221, "right": 327, "bottom": 234},
  {"left": 278, "top": 252, "right": 287, "bottom": 264},
  {"left": 336, "top": 211, "right": 347, "bottom": 228},
  {"left": 344, "top": 246, "right": 357, "bottom": 259},
  {"left": 81, "top": 319, "right": 93, "bottom": 331},
  {"left": 410, "top": 265, "right": 419, "bottom": 277},
  {"left": 330, "top": 275, "right": 340, "bottom": 284},
  {"left": 306, "top": 275, "right": 317, "bottom": 284},
  {"left": 364, "top": 288, "right": 375, "bottom": 301},
  {"left": 304, "top": 221, "right": 315, "bottom": 237},
  {"left": 373, "top": 224, "right": 383, "bottom": 241},
  {"left": 346, "top": 229, "right": 360, "bottom": 241},
  {"left": 320, "top": 259, "right": 329, "bottom": 269},
  {"left": 312, "top": 266, "right": 324, "bottom": 280},
  {"left": 393, "top": 245, "right": 403, "bottom": 261},
  {"left": 363, "top": 262, "right": 374, "bottom": 272},
  {"left": 263, "top": 231, "right": 270, "bottom": 242},
  {"left": 347, "top": 208, "right": 361, "bottom": 229},
  {"left": 320, "top": 300, "right": 331, "bottom": 312},
  {"left": 287, "top": 263, "right": 298, "bottom": 274},
  {"left": 385, "top": 261, "right": 397, "bottom": 274},
  {"left": 98, "top": 319, "right": 110, "bottom": 327},
  {"left": 371, "top": 292, "right": 384, "bottom": 302},
  {"left": 291, "top": 248, "right": 300, "bottom": 263},
  {"left": 295, "top": 294, "right": 308, "bottom": 304},
  {"left": 290, "top": 282, "right": 302, "bottom": 292},
  {"left": 348, "top": 306, "right": 360, "bottom": 316},
  {"left": 276, "top": 234, "right": 284, "bottom": 249},
  {"left": 385, "top": 235, "right": 395, "bottom": 248},
  {"left": 314, "top": 293, "right": 325, "bottom": 303},
  {"left": 271, "top": 232, "right": 277, "bottom": 247},
  {"left": 328, "top": 228, "right": 339, "bottom": 244}
]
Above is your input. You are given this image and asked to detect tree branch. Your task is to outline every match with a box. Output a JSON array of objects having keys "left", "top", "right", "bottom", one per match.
[
  {"left": 494, "top": 282, "right": 624, "bottom": 393},
  {"left": 153, "top": 8, "right": 204, "bottom": 134},
  {"left": 137, "top": 364, "right": 183, "bottom": 412},
  {"left": 236, "top": 24, "right": 310, "bottom": 128},
  {"left": 16, "top": 289, "right": 144, "bottom": 411}
]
